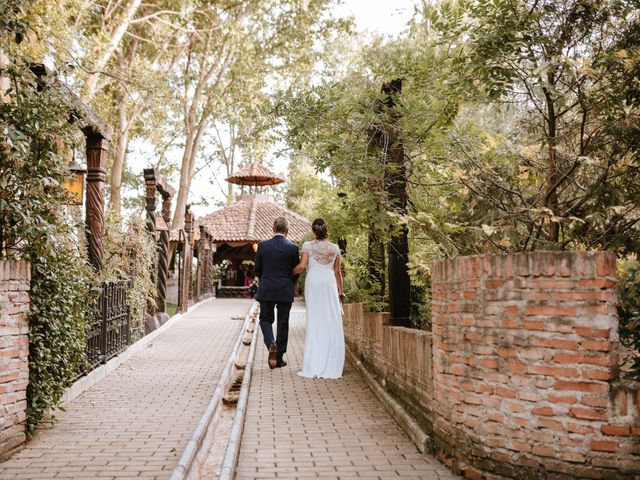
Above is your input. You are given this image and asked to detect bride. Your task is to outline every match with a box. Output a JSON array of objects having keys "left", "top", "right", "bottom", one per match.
[{"left": 293, "top": 218, "right": 345, "bottom": 379}]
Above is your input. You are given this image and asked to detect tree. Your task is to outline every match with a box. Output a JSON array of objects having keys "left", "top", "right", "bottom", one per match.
[
  {"left": 170, "top": 0, "right": 344, "bottom": 228},
  {"left": 437, "top": 0, "right": 640, "bottom": 252}
]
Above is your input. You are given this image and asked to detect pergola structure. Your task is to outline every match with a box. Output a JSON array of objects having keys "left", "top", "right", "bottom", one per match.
[{"left": 196, "top": 162, "right": 310, "bottom": 295}]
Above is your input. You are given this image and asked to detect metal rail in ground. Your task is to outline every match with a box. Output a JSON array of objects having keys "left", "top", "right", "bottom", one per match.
[{"left": 169, "top": 301, "right": 259, "bottom": 480}]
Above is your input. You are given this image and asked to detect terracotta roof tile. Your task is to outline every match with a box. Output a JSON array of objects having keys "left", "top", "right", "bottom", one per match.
[
  {"left": 225, "top": 163, "right": 285, "bottom": 186},
  {"left": 172, "top": 195, "right": 310, "bottom": 243}
]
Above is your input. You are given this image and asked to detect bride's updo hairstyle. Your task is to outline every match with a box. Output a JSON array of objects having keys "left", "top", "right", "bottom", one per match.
[{"left": 312, "top": 218, "right": 328, "bottom": 240}]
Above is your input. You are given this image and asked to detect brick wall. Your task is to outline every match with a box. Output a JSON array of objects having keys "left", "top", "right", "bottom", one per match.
[
  {"left": 344, "top": 251, "right": 640, "bottom": 479},
  {"left": 343, "top": 304, "right": 435, "bottom": 442},
  {"left": 0, "top": 261, "right": 30, "bottom": 456}
]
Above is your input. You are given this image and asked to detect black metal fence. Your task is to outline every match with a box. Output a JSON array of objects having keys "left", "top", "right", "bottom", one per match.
[{"left": 85, "top": 279, "right": 131, "bottom": 372}]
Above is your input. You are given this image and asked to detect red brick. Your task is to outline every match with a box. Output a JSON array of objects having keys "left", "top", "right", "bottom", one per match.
[
  {"left": 500, "top": 319, "right": 519, "bottom": 328},
  {"left": 510, "top": 440, "right": 532, "bottom": 453},
  {"left": 575, "top": 327, "right": 610, "bottom": 338},
  {"left": 553, "top": 353, "right": 615, "bottom": 366},
  {"left": 506, "top": 362, "right": 525, "bottom": 374},
  {"left": 497, "top": 347, "right": 517, "bottom": 358},
  {"left": 505, "top": 305, "right": 519, "bottom": 314},
  {"left": 601, "top": 424, "right": 631, "bottom": 436},
  {"left": 496, "top": 386, "right": 517, "bottom": 399},
  {"left": 590, "top": 440, "right": 618, "bottom": 452},
  {"left": 464, "top": 468, "right": 481, "bottom": 480},
  {"left": 491, "top": 451, "right": 511, "bottom": 462},
  {"left": 479, "top": 358, "right": 499, "bottom": 369},
  {"left": 532, "top": 279, "right": 575, "bottom": 289},
  {"left": 522, "top": 320, "right": 545, "bottom": 330},
  {"left": 531, "top": 337, "right": 579, "bottom": 350},
  {"left": 567, "top": 423, "right": 594, "bottom": 435},
  {"left": 532, "top": 445, "right": 556, "bottom": 457},
  {"left": 538, "top": 418, "right": 563, "bottom": 431},
  {"left": 528, "top": 365, "right": 578, "bottom": 377},
  {"left": 581, "top": 367, "right": 614, "bottom": 381},
  {"left": 525, "top": 305, "right": 577, "bottom": 316},
  {"left": 569, "top": 407, "right": 608, "bottom": 421},
  {"left": 531, "top": 407, "right": 555, "bottom": 416},
  {"left": 559, "top": 452, "right": 586, "bottom": 463},
  {"left": 555, "top": 380, "right": 609, "bottom": 393},
  {"left": 582, "top": 340, "right": 611, "bottom": 352},
  {"left": 580, "top": 395, "right": 609, "bottom": 408},
  {"left": 485, "top": 280, "right": 504, "bottom": 289},
  {"left": 548, "top": 394, "right": 577, "bottom": 404},
  {"left": 578, "top": 279, "right": 616, "bottom": 289}
]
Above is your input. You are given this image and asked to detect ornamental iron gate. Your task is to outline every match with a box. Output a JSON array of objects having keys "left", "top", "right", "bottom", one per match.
[{"left": 85, "top": 279, "right": 131, "bottom": 372}]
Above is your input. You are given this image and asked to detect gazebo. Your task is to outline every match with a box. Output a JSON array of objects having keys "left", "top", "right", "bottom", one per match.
[{"left": 199, "top": 162, "right": 311, "bottom": 295}]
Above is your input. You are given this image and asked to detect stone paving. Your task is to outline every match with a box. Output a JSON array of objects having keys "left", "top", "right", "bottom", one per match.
[
  {"left": 236, "top": 302, "right": 458, "bottom": 480},
  {"left": 0, "top": 298, "right": 252, "bottom": 480}
]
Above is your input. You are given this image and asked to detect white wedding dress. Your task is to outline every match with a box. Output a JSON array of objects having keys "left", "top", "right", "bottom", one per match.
[{"left": 297, "top": 240, "right": 345, "bottom": 379}]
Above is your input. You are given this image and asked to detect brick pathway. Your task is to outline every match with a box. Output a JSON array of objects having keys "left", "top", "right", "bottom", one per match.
[
  {"left": 0, "top": 298, "right": 252, "bottom": 480},
  {"left": 236, "top": 302, "right": 458, "bottom": 480}
]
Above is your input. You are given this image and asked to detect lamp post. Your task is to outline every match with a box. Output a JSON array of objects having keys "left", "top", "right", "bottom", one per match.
[{"left": 64, "top": 161, "right": 87, "bottom": 206}]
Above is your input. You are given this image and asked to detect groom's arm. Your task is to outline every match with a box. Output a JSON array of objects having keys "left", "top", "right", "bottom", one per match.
[
  {"left": 292, "top": 245, "right": 300, "bottom": 283},
  {"left": 254, "top": 243, "right": 263, "bottom": 278}
]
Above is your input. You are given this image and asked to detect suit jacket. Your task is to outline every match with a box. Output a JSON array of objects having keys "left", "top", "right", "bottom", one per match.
[{"left": 254, "top": 234, "right": 300, "bottom": 303}]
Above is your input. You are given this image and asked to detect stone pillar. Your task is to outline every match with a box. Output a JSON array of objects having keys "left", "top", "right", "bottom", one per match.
[
  {"left": 85, "top": 134, "right": 108, "bottom": 271},
  {"left": 0, "top": 261, "right": 30, "bottom": 455}
]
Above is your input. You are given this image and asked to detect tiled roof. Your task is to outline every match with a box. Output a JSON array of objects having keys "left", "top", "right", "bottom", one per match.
[
  {"left": 225, "top": 163, "right": 285, "bottom": 186},
  {"left": 175, "top": 195, "right": 310, "bottom": 243}
]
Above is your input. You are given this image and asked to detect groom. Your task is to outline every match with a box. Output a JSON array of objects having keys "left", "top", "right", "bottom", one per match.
[{"left": 254, "top": 217, "right": 300, "bottom": 369}]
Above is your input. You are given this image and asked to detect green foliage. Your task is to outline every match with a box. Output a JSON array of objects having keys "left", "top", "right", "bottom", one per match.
[
  {"left": 617, "top": 256, "right": 640, "bottom": 377},
  {"left": 0, "top": 44, "right": 93, "bottom": 432},
  {"left": 27, "top": 242, "right": 91, "bottom": 434},
  {"left": 280, "top": 0, "right": 640, "bottom": 338},
  {"left": 102, "top": 215, "right": 157, "bottom": 340}
]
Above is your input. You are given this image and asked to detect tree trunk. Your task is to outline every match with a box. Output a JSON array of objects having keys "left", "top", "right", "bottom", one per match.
[
  {"left": 0, "top": 48, "right": 9, "bottom": 101},
  {"left": 543, "top": 76, "right": 560, "bottom": 245},
  {"left": 367, "top": 228, "right": 385, "bottom": 299},
  {"left": 382, "top": 79, "right": 411, "bottom": 328},
  {"left": 109, "top": 90, "right": 129, "bottom": 218},
  {"left": 82, "top": 0, "right": 143, "bottom": 101}
]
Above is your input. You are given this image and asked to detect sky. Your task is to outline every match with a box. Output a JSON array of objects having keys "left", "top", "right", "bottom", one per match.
[{"left": 127, "top": 0, "right": 420, "bottom": 219}]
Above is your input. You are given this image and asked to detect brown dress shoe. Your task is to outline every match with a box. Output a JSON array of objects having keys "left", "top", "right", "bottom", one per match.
[
  {"left": 275, "top": 360, "right": 287, "bottom": 368},
  {"left": 268, "top": 345, "right": 278, "bottom": 369}
]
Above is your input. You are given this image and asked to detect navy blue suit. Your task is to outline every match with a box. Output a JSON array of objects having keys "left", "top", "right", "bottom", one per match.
[{"left": 254, "top": 234, "right": 299, "bottom": 360}]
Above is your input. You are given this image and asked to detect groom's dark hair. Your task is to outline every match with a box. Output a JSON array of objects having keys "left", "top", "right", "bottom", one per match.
[{"left": 273, "top": 217, "right": 288, "bottom": 234}]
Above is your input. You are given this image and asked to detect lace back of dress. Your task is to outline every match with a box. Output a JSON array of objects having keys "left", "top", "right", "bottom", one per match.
[{"left": 305, "top": 240, "right": 338, "bottom": 266}]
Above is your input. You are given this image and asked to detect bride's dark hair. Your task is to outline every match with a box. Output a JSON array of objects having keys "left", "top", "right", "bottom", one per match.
[{"left": 311, "top": 218, "right": 328, "bottom": 240}]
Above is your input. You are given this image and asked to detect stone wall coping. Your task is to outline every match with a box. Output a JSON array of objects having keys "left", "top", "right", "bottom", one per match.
[{"left": 0, "top": 260, "right": 31, "bottom": 282}]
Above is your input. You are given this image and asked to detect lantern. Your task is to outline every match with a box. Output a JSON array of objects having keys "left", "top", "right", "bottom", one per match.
[
  {"left": 64, "top": 161, "right": 86, "bottom": 206},
  {"left": 252, "top": 243, "right": 258, "bottom": 252}
]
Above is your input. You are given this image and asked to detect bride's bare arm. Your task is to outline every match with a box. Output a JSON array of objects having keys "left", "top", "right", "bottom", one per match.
[
  {"left": 293, "top": 252, "right": 308, "bottom": 275},
  {"left": 333, "top": 254, "right": 344, "bottom": 296}
]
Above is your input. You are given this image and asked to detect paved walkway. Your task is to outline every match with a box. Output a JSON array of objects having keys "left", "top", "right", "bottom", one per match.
[
  {"left": 0, "top": 298, "right": 253, "bottom": 480},
  {"left": 236, "top": 302, "right": 457, "bottom": 480}
]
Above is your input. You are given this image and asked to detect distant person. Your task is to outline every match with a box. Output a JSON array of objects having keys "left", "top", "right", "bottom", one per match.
[
  {"left": 236, "top": 264, "right": 246, "bottom": 287},
  {"left": 248, "top": 276, "right": 259, "bottom": 299},
  {"left": 292, "top": 218, "right": 345, "bottom": 379},
  {"left": 225, "top": 264, "right": 237, "bottom": 287},
  {"left": 254, "top": 217, "right": 300, "bottom": 369},
  {"left": 243, "top": 268, "right": 254, "bottom": 298}
]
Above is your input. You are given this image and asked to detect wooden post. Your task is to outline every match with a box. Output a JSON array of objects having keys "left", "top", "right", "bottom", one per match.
[
  {"left": 181, "top": 207, "right": 194, "bottom": 309},
  {"left": 382, "top": 79, "right": 411, "bottom": 328},
  {"left": 143, "top": 169, "right": 158, "bottom": 319},
  {"left": 156, "top": 190, "right": 172, "bottom": 313},
  {"left": 85, "top": 134, "right": 109, "bottom": 271}
]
